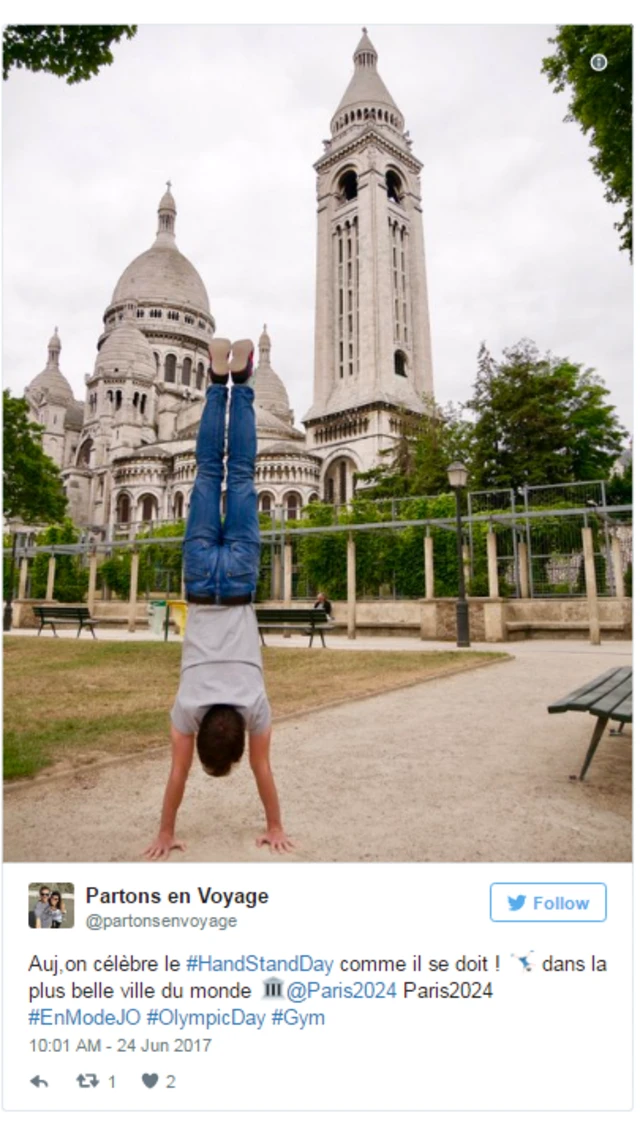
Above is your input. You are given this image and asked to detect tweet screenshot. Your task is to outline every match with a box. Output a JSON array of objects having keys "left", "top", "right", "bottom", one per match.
[{"left": 2, "top": 17, "right": 633, "bottom": 1115}]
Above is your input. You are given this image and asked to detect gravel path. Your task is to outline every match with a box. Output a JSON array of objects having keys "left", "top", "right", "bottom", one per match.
[{"left": 4, "top": 638, "right": 631, "bottom": 863}]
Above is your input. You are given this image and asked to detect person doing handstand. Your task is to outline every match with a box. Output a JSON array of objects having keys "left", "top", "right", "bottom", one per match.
[{"left": 144, "top": 338, "right": 293, "bottom": 860}]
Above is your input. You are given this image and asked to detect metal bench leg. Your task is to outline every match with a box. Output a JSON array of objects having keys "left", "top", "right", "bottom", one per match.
[
  {"left": 76, "top": 622, "right": 82, "bottom": 638},
  {"left": 609, "top": 721, "right": 625, "bottom": 737},
  {"left": 579, "top": 715, "right": 609, "bottom": 781},
  {"left": 308, "top": 630, "right": 314, "bottom": 648},
  {"left": 51, "top": 623, "right": 58, "bottom": 637},
  {"left": 37, "top": 621, "right": 44, "bottom": 636},
  {"left": 259, "top": 630, "right": 266, "bottom": 646},
  {"left": 320, "top": 631, "right": 326, "bottom": 648}
]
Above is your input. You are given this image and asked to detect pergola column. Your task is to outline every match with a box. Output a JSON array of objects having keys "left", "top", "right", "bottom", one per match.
[
  {"left": 128, "top": 551, "right": 140, "bottom": 633},
  {"left": 518, "top": 541, "right": 530, "bottom": 598},
  {"left": 283, "top": 543, "right": 292, "bottom": 606},
  {"left": 487, "top": 530, "right": 499, "bottom": 598},
  {"left": 18, "top": 555, "right": 29, "bottom": 600},
  {"left": 581, "top": 526, "right": 601, "bottom": 645},
  {"left": 610, "top": 534, "right": 625, "bottom": 599},
  {"left": 87, "top": 552, "right": 99, "bottom": 615},
  {"left": 347, "top": 533, "right": 356, "bottom": 640},
  {"left": 46, "top": 555, "right": 56, "bottom": 601},
  {"left": 424, "top": 533, "right": 434, "bottom": 599}
]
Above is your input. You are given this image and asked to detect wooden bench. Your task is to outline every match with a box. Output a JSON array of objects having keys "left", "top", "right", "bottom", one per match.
[
  {"left": 33, "top": 605, "right": 97, "bottom": 639},
  {"left": 548, "top": 666, "right": 632, "bottom": 780},
  {"left": 255, "top": 608, "right": 334, "bottom": 648}
]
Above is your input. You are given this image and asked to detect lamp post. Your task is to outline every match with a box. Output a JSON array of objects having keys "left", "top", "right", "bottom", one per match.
[{"left": 447, "top": 461, "right": 470, "bottom": 648}]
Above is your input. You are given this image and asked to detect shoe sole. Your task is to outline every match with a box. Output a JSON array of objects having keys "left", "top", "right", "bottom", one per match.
[
  {"left": 229, "top": 339, "right": 254, "bottom": 374},
  {"left": 208, "top": 338, "right": 231, "bottom": 375}
]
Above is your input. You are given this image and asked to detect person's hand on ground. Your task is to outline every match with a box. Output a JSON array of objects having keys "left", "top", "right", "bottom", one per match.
[
  {"left": 255, "top": 828, "right": 295, "bottom": 854},
  {"left": 143, "top": 834, "right": 187, "bottom": 861}
]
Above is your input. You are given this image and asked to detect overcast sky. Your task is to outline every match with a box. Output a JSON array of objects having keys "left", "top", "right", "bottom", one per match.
[{"left": 3, "top": 22, "right": 633, "bottom": 437}]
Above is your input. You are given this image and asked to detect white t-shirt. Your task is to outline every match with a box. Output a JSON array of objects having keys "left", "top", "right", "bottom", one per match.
[{"left": 170, "top": 604, "right": 271, "bottom": 736}]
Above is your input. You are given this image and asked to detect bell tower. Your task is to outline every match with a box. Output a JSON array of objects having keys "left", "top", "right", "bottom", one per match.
[{"left": 304, "top": 29, "right": 434, "bottom": 502}]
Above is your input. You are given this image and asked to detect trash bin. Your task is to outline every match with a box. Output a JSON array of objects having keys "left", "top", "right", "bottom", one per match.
[
  {"left": 148, "top": 600, "right": 167, "bottom": 637},
  {"left": 169, "top": 600, "right": 188, "bottom": 637}
]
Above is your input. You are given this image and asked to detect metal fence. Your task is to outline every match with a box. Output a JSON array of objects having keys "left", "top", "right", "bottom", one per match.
[{"left": 5, "top": 495, "right": 632, "bottom": 605}]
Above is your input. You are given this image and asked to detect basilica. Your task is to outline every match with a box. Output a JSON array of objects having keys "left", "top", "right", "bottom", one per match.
[{"left": 24, "top": 29, "right": 433, "bottom": 530}]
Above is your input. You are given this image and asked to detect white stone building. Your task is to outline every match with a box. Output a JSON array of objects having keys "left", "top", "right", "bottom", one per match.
[
  {"left": 25, "top": 191, "right": 319, "bottom": 529},
  {"left": 304, "top": 28, "right": 434, "bottom": 503},
  {"left": 23, "top": 30, "right": 431, "bottom": 526}
]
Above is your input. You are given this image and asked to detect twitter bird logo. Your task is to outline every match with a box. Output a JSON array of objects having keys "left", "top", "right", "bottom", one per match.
[{"left": 508, "top": 894, "right": 526, "bottom": 912}]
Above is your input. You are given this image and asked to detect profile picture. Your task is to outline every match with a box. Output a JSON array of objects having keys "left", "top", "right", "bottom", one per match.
[{"left": 28, "top": 883, "right": 74, "bottom": 929}]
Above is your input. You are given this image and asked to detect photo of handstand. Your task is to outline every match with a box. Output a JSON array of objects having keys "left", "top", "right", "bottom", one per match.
[
  {"left": 144, "top": 339, "right": 293, "bottom": 859},
  {"left": 2, "top": 24, "right": 631, "bottom": 865}
]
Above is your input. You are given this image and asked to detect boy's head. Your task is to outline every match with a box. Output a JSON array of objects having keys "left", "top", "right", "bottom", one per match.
[{"left": 197, "top": 705, "right": 245, "bottom": 777}]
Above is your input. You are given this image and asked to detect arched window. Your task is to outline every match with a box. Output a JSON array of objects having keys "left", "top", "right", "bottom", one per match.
[
  {"left": 164, "top": 354, "right": 177, "bottom": 383},
  {"left": 182, "top": 357, "right": 192, "bottom": 386},
  {"left": 339, "top": 462, "right": 347, "bottom": 505},
  {"left": 260, "top": 493, "right": 273, "bottom": 514},
  {"left": 386, "top": 170, "right": 403, "bottom": 203},
  {"left": 394, "top": 349, "right": 407, "bottom": 377},
  {"left": 116, "top": 493, "right": 130, "bottom": 524},
  {"left": 78, "top": 439, "right": 93, "bottom": 466},
  {"left": 173, "top": 492, "right": 184, "bottom": 519},
  {"left": 338, "top": 170, "right": 358, "bottom": 202},
  {"left": 285, "top": 492, "right": 300, "bottom": 520},
  {"left": 196, "top": 362, "right": 205, "bottom": 390},
  {"left": 141, "top": 494, "right": 157, "bottom": 522}
]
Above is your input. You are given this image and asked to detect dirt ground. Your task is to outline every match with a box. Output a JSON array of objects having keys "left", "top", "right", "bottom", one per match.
[{"left": 3, "top": 637, "right": 631, "bottom": 864}]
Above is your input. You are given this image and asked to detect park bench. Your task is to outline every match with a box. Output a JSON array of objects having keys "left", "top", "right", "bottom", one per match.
[
  {"left": 33, "top": 605, "right": 98, "bottom": 639},
  {"left": 548, "top": 666, "right": 632, "bottom": 780},
  {"left": 255, "top": 608, "right": 334, "bottom": 648}
]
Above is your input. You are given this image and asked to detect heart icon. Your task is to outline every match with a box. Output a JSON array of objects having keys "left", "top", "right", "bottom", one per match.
[{"left": 142, "top": 1074, "right": 159, "bottom": 1089}]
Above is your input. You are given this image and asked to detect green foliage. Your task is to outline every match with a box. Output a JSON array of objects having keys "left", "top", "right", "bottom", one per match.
[
  {"left": 3, "top": 391, "right": 67, "bottom": 524},
  {"left": 99, "top": 521, "right": 185, "bottom": 599},
  {"left": 542, "top": 25, "right": 632, "bottom": 257},
  {"left": 606, "top": 461, "right": 632, "bottom": 507},
  {"left": 623, "top": 561, "right": 632, "bottom": 597},
  {"left": 467, "top": 340, "right": 626, "bottom": 489},
  {"left": 295, "top": 494, "right": 481, "bottom": 599},
  {"left": 30, "top": 520, "right": 88, "bottom": 602},
  {"left": 355, "top": 399, "right": 473, "bottom": 498},
  {"left": 3, "top": 25, "right": 137, "bottom": 83}
]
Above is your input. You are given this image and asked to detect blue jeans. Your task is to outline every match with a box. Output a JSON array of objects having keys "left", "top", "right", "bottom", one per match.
[{"left": 183, "top": 384, "right": 260, "bottom": 599}]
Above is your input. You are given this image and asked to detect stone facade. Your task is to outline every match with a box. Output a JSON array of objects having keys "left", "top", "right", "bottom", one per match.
[
  {"left": 303, "top": 28, "right": 434, "bottom": 503},
  {"left": 24, "top": 31, "right": 432, "bottom": 527},
  {"left": 25, "top": 194, "right": 320, "bottom": 530}
]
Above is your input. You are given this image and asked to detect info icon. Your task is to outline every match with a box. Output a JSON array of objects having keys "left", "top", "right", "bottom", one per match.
[{"left": 590, "top": 54, "right": 608, "bottom": 71}]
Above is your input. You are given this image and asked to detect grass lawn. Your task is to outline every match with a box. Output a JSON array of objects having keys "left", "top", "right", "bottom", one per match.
[{"left": 3, "top": 638, "right": 507, "bottom": 780}]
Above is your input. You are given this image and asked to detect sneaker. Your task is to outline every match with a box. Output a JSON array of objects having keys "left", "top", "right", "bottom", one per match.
[
  {"left": 229, "top": 339, "right": 254, "bottom": 384},
  {"left": 208, "top": 338, "right": 232, "bottom": 384}
]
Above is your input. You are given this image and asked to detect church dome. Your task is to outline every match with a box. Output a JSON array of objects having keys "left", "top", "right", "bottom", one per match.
[
  {"left": 253, "top": 325, "right": 293, "bottom": 422},
  {"left": 94, "top": 310, "right": 156, "bottom": 382},
  {"left": 27, "top": 328, "right": 74, "bottom": 404},
  {"left": 110, "top": 186, "right": 210, "bottom": 313},
  {"left": 331, "top": 29, "right": 404, "bottom": 134}
]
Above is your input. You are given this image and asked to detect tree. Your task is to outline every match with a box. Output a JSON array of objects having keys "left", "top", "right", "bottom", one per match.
[
  {"left": 467, "top": 340, "right": 626, "bottom": 489},
  {"left": 355, "top": 400, "right": 473, "bottom": 498},
  {"left": 3, "top": 25, "right": 137, "bottom": 84},
  {"left": 3, "top": 391, "right": 68, "bottom": 523},
  {"left": 542, "top": 25, "right": 632, "bottom": 257}
]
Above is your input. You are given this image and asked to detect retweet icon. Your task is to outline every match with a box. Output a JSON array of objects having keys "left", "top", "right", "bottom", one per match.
[{"left": 508, "top": 894, "right": 526, "bottom": 912}]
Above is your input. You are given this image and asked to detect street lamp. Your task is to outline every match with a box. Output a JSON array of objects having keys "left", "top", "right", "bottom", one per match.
[{"left": 447, "top": 461, "right": 470, "bottom": 647}]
